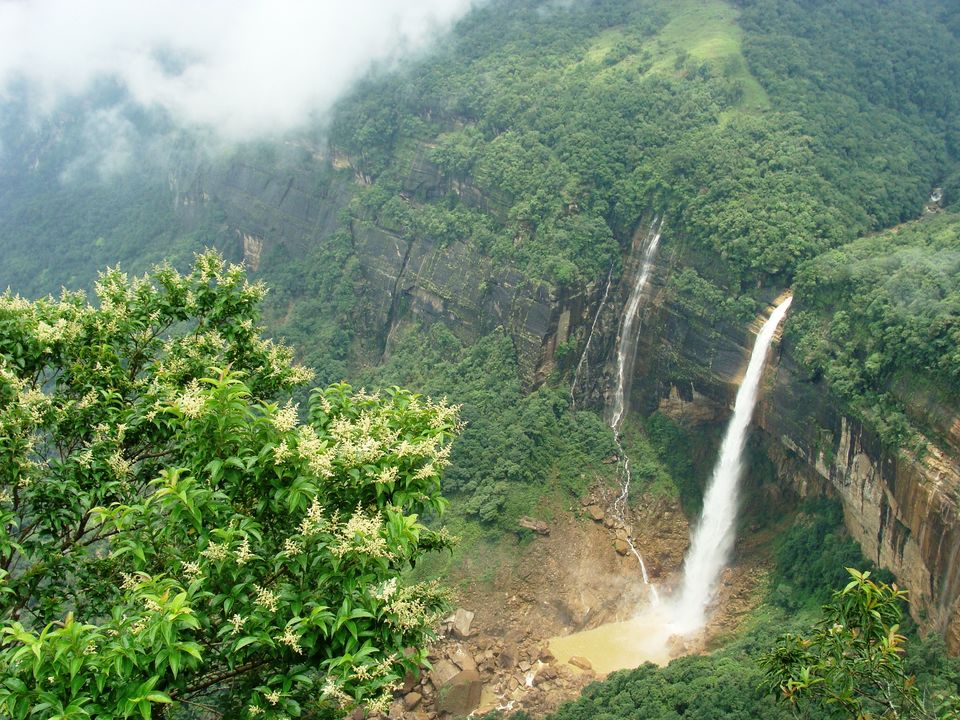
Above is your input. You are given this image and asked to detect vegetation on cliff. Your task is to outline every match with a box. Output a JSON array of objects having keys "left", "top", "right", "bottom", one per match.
[
  {"left": 330, "top": 0, "right": 959, "bottom": 295},
  {"left": 788, "top": 212, "right": 960, "bottom": 448}
]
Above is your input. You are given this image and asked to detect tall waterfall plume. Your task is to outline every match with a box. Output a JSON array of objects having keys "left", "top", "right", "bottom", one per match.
[
  {"left": 606, "top": 216, "right": 663, "bottom": 604},
  {"left": 673, "top": 296, "right": 793, "bottom": 631}
]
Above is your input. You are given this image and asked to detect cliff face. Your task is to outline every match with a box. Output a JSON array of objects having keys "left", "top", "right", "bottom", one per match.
[
  {"left": 175, "top": 144, "right": 601, "bottom": 386},
  {"left": 760, "top": 354, "right": 960, "bottom": 653},
  {"left": 177, "top": 149, "right": 960, "bottom": 651},
  {"left": 625, "top": 252, "right": 960, "bottom": 652}
]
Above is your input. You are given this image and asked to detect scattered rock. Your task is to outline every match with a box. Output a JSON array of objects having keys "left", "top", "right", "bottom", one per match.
[
  {"left": 497, "top": 644, "right": 518, "bottom": 670},
  {"left": 404, "top": 692, "right": 423, "bottom": 710},
  {"left": 586, "top": 505, "right": 605, "bottom": 522},
  {"left": 430, "top": 659, "right": 460, "bottom": 688},
  {"left": 538, "top": 645, "right": 556, "bottom": 663},
  {"left": 436, "top": 669, "right": 483, "bottom": 717},
  {"left": 537, "top": 665, "right": 558, "bottom": 682},
  {"left": 568, "top": 656, "right": 592, "bottom": 672},
  {"left": 450, "top": 646, "right": 477, "bottom": 673},
  {"left": 444, "top": 608, "right": 475, "bottom": 639}
]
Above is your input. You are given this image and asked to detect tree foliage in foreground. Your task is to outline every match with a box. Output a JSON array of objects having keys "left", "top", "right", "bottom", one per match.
[
  {"left": 761, "top": 569, "right": 960, "bottom": 720},
  {"left": 0, "top": 252, "right": 459, "bottom": 719}
]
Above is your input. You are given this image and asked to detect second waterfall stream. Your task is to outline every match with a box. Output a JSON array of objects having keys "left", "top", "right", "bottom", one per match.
[
  {"left": 608, "top": 217, "right": 663, "bottom": 604},
  {"left": 671, "top": 296, "right": 793, "bottom": 632}
]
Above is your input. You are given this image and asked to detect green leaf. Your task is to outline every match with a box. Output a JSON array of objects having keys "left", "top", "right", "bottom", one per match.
[{"left": 234, "top": 636, "right": 258, "bottom": 651}]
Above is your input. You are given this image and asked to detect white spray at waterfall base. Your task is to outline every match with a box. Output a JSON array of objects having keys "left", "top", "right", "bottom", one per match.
[{"left": 670, "top": 296, "right": 793, "bottom": 633}]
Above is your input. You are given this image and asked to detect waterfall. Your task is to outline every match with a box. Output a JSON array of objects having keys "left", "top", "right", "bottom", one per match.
[
  {"left": 609, "top": 217, "right": 663, "bottom": 432},
  {"left": 570, "top": 264, "right": 615, "bottom": 410},
  {"left": 672, "top": 296, "right": 793, "bottom": 632},
  {"left": 606, "top": 217, "right": 663, "bottom": 604}
]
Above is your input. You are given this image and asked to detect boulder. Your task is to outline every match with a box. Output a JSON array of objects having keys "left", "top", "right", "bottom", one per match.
[
  {"left": 518, "top": 516, "right": 550, "bottom": 535},
  {"left": 436, "top": 669, "right": 483, "bottom": 716},
  {"left": 403, "top": 692, "right": 422, "bottom": 710},
  {"left": 450, "top": 646, "right": 477, "bottom": 673},
  {"left": 444, "top": 608, "right": 475, "bottom": 639},
  {"left": 614, "top": 539, "right": 630, "bottom": 556},
  {"left": 536, "top": 665, "right": 558, "bottom": 683},
  {"left": 430, "top": 659, "right": 460, "bottom": 687},
  {"left": 586, "top": 505, "right": 605, "bottom": 522},
  {"left": 569, "top": 656, "right": 593, "bottom": 671}
]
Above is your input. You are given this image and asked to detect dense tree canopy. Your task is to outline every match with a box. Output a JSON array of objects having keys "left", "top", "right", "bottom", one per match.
[
  {"left": 788, "top": 211, "right": 960, "bottom": 447},
  {"left": 0, "top": 253, "right": 459, "bottom": 718}
]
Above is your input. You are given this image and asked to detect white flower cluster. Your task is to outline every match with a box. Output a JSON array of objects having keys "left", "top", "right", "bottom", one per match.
[
  {"left": 175, "top": 379, "right": 206, "bottom": 419},
  {"left": 331, "top": 507, "right": 392, "bottom": 560},
  {"left": 298, "top": 497, "right": 327, "bottom": 536},
  {"left": 276, "top": 626, "right": 303, "bottom": 654},
  {"left": 272, "top": 400, "right": 299, "bottom": 432},
  {"left": 236, "top": 537, "right": 254, "bottom": 566},
  {"left": 280, "top": 538, "right": 301, "bottom": 557},
  {"left": 107, "top": 451, "right": 131, "bottom": 479},
  {"left": 295, "top": 426, "right": 334, "bottom": 478},
  {"left": 229, "top": 614, "right": 246, "bottom": 635},
  {"left": 371, "top": 577, "right": 398, "bottom": 601},
  {"left": 181, "top": 561, "right": 202, "bottom": 580},
  {"left": 382, "top": 585, "right": 430, "bottom": 631},
  {"left": 254, "top": 584, "right": 279, "bottom": 613},
  {"left": 273, "top": 440, "right": 291, "bottom": 464},
  {"left": 34, "top": 318, "right": 74, "bottom": 345},
  {"left": 201, "top": 542, "right": 229, "bottom": 562}
]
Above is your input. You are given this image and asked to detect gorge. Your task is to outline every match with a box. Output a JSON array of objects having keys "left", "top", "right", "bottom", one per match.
[{"left": 1, "top": 0, "right": 959, "bottom": 717}]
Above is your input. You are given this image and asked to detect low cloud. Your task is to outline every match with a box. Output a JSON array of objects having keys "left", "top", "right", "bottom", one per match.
[{"left": 0, "top": 0, "right": 479, "bottom": 141}]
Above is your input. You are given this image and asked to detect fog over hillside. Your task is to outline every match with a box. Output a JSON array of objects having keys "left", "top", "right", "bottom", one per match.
[{"left": 0, "top": 0, "right": 479, "bottom": 141}]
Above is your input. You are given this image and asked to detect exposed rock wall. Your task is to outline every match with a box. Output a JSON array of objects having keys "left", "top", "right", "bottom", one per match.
[
  {"left": 175, "top": 143, "right": 599, "bottom": 385},
  {"left": 761, "top": 353, "right": 960, "bottom": 653},
  {"left": 631, "top": 269, "right": 960, "bottom": 652},
  {"left": 176, "top": 143, "right": 960, "bottom": 650}
]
